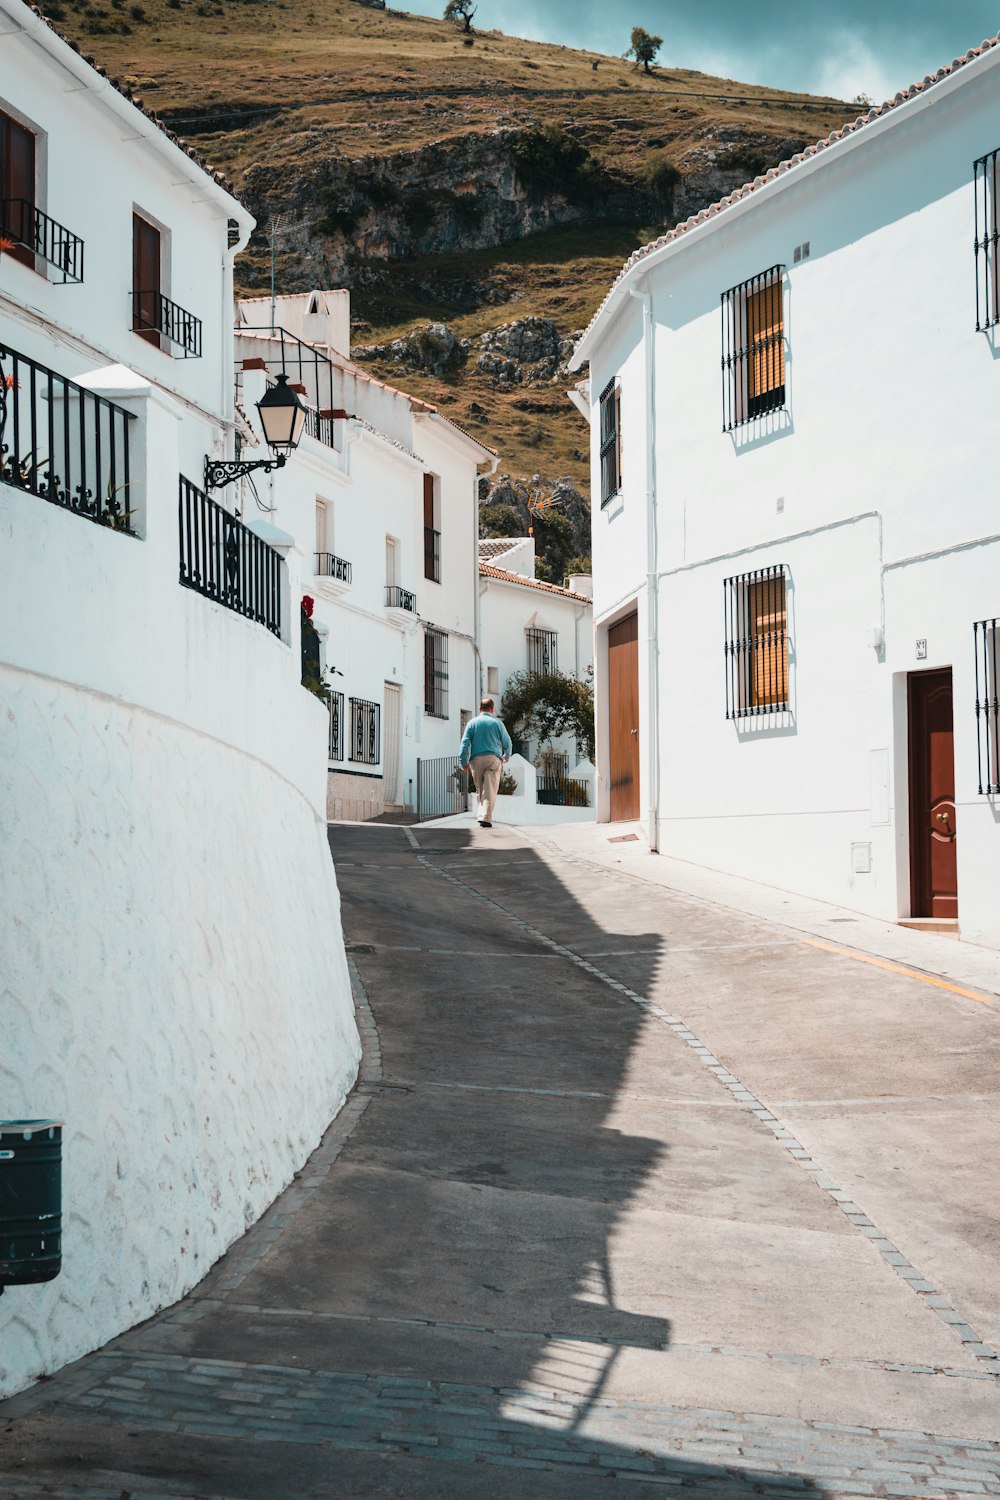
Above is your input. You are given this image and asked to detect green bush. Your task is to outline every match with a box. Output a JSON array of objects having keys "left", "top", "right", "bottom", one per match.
[
  {"left": 645, "top": 152, "right": 680, "bottom": 211},
  {"left": 453, "top": 194, "right": 484, "bottom": 230},
  {"left": 403, "top": 189, "right": 439, "bottom": 234},
  {"left": 716, "top": 141, "right": 780, "bottom": 180},
  {"left": 513, "top": 125, "right": 603, "bottom": 203}
]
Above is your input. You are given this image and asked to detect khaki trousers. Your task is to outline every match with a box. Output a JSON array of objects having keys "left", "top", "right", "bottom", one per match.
[{"left": 469, "top": 753, "right": 502, "bottom": 824}]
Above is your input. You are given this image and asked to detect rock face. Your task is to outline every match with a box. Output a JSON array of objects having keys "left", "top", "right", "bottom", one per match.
[
  {"left": 353, "top": 316, "right": 579, "bottom": 389},
  {"left": 479, "top": 471, "right": 591, "bottom": 580},
  {"left": 242, "top": 128, "right": 650, "bottom": 286}
]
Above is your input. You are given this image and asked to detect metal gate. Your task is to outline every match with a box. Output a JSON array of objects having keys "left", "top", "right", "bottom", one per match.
[{"left": 416, "top": 754, "right": 466, "bottom": 820}]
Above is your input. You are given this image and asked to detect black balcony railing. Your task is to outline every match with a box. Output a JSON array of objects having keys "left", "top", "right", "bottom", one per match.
[
  {"left": 178, "top": 476, "right": 282, "bottom": 635},
  {"left": 974, "top": 617, "right": 999, "bottom": 794},
  {"left": 1, "top": 199, "right": 84, "bottom": 284},
  {"left": 328, "top": 690, "right": 345, "bottom": 762},
  {"left": 385, "top": 585, "right": 416, "bottom": 612},
  {"left": 133, "top": 289, "right": 203, "bottom": 358},
  {"left": 974, "top": 149, "right": 1000, "bottom": 331},
  {"left": 316, "top": 551, "right": 352, "bottom": 583},
  {"left": 302, "top": 403, "right": 338, "bottom": 449},
  {"left": 349, "top": 697, "right": 381, "bottom": 765},
  {"left": 0, "top": 342, "right": 135, "bottom": 529}
]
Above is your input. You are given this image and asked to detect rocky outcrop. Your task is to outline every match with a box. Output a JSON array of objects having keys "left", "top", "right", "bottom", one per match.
[
  {"left": 353, "top": 316, "right": 580, "bottom": 389},
  {"left": 479, "top": 472, "right": 591, "bottom": 580}
]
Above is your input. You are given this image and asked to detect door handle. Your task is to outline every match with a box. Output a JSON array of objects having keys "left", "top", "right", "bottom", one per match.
[{"left": 630, "top": 728, "right": 638, "bottom": 736}]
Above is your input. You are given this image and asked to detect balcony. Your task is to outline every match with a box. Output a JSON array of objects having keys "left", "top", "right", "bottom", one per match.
[
  {"left": 132, "top": 289, "right": 203, "bottom": 359},
  {"left": 1, "top": 198, "right": 84, "bottom": 284},
  {"left": 178, "top": 476, "right": 282, "bottom": 636},
  {"left": 0, "top": 342, "right": 135, "bottom": 530},
  {"left": 385, "top": 585, "right": 416, "bottom": 613},
  {"left": 316, "top": 551, "right": 352, "bottom": 584}
]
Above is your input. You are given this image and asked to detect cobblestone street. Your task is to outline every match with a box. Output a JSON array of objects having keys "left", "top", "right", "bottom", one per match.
[{"left": 2, "top": 822, "right": 998, "bottom": 1498}]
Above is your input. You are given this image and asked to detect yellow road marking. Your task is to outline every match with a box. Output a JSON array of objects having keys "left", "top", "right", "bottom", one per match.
[{"left": 802, "top": 938, "right": 995, "bottom": 1006}]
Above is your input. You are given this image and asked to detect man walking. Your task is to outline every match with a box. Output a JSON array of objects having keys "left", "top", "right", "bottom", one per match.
[{"left": 459, "top": 697, "right": 513, "bottom": 828}]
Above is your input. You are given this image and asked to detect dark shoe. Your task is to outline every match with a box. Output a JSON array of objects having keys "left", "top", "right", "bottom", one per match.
[{"left": 481, "top": 821, "right": 492, "bottom": 828}]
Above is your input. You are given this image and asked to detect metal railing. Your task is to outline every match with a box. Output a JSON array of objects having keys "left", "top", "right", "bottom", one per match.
[
  {"left": 328, "top": 690, "right": 345, "bottom": 762},
  {"left": 0, "top": 342, "right": 135, "bottom": 529},
  {"left": 526, "top": 627, "right": 558, "bottom": 675},
  {"left": 724, "top": 564, "right": 789, "bottom": 718},
  {"left": 302, "top": 403, "right": 338, "bottom": 449},
  {"left": 385, "top": 585, "right": 416, "bottom": 612},
  {"left": 133, "top": 289, "right": 203, "bottom": 358},
  {"left": 974, "top": 149, "right": 1000, "bottom": 331},
  {"left": 349, "top": 697, "right": 381, "bottom": 765},
  {"left": 178, "top": 476, "right": 282, "bottom": 635},
  {"left": 416, "top": 754, "right": 467, "bottom": 820},
  {"left": 316, "top": 551, "right": 352, "bottom": 583},
  {"left": 537, "top": 773, "right": 589, "bottom": 807},
  {"left": 1, "top": 198, "right": 84, "bottom": 283},
  {"left": 721, "top": 266, "right": 785, "bottom": 430},
  {"left": 974, "top": 617, "right": 999, "bottom": 794}
]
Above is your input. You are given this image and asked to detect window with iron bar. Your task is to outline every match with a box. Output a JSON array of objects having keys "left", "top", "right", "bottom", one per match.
[
  {"left": 526, "top": 627, "right": 558, "bottom": 675},
  {"left": 424, "top": 628, "right": 449, "bottom": 718},
  {"left": 349, "top": 697, "right": 380, "bottom": 765},
  {"left": 721, "top": 267, "right": 785, "bottom": 431},
  {"left": 974, "top": 618, "right": 999, "bottom": 793},
  {"left": 723, "top": 565, "right": 789, "bottom": 719},
  {"left": 599, "top": 378, "right": 622, "bottom": 507},
  {"left": 974, "top": 149, "right": 1000, "bottom": 331},
  {"left": 328, "top": 690, "right": 345, "bottom": 763}
]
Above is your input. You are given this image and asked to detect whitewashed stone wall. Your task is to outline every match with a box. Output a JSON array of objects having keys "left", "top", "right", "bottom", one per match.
[{"left": 0, "top": 664, "right": 360, "bottom": 1397}]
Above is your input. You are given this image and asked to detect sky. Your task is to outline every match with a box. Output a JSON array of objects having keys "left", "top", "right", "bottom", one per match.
[{"left": 405, "top": 2, "right": 1000, "bottom": 104}]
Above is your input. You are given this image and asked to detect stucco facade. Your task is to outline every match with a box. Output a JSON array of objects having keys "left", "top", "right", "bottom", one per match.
[
  {"left": 0, "top": 3, "right": 359, "bottom": 1395},
  {"left": 573, "top": 39, "right": 1000, "bottom": 948}
]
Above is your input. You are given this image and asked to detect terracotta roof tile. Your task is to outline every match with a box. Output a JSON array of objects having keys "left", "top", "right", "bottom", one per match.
[
  {"left": 479, "top": 562, "right": 593, "bottom": 601},
  {"left": 575, "top": 33, "right": 1000, "bottom": 356}
]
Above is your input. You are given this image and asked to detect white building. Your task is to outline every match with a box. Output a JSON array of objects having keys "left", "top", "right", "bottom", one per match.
[
  {"left": 234, "top": 292, "right": 500, "bottom": 821},
  {"left": 0, "top": 2, "right": 358, "bottom": 1396},
  {"left": 478, "top": 536, "right": 594, "bottom": 780},
  {"left": 571, "top": 35, "right": 1000, "bottom": 949}
]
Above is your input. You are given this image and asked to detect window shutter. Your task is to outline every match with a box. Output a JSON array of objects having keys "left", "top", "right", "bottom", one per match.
[
  {"left": 423, "top": 473, "right": 434, "bottom": 529},
  {"left": 1, "top": 111, "right": 36, "bottom": 269},
  {"left": 747, "top": 574, "right": 788, "bottom": 708},
  {"left": 315, "top": 500, "right": 327, "bottom": 556},
  {"left": 747, "top": 280, "right": 784, "bottom": 400}
]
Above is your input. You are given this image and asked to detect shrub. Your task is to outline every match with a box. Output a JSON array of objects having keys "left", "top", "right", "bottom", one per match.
[
  {"left": 512, "top": 125, "right": 603, "bottom": 203},
  {"left": 452, "top": 194, "right": 483, "bottom": 230},
  {"left": 365, "top": 177, "right": 400, "bottom": 209},
  {"left": 129, "top": 3, "right": 146, "bottom": 17},
  {"left": 403, "top": 189, "right": 438, "bottom": 234},
  {"left": 498, "top": 770, "right": 518, "bottom": 796},
  {"left": 716, "top": 141, "right": 780, "bottom": 180},
  {"left": 317, "top": 199, "right": 359, "bottom": 237},
  {"left": 645, "top": 152, "right": 680, "bottom": 211}
]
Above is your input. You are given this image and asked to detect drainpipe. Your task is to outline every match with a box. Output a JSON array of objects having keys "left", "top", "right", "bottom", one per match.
[
  {"left": 222, "top": 217, "right": 253, "bottom": 429},
  {"left": 629, "top": 283, "right": 660, "bottom": 852}
]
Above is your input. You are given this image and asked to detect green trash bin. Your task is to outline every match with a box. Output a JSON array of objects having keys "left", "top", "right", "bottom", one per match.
[{"left": 0, "top": 1120, "right": 63, "bottom": 1291}]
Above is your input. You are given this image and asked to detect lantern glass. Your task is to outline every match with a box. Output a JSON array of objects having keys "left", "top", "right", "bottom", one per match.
[{"left": 257, "top": 373, "right": 306, "bottom": 454}]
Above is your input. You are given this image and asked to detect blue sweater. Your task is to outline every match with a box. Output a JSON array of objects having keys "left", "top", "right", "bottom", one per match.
[{"left": 459, "top": 713, "right": 513, "bottom": 766}]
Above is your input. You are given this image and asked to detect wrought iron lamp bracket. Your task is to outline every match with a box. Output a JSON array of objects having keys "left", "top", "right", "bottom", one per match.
[{"left": 204, "top": 453, "right": 287, "bottom": 491}]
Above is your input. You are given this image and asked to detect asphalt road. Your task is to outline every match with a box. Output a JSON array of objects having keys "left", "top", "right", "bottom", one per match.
[{"left": 1, "top": 821, "right": 998, "bottom": 1498}]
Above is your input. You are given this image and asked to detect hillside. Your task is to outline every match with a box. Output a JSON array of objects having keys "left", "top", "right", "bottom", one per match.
[{"left": 43, "top": 0, "right": 860, "bottom": 572}]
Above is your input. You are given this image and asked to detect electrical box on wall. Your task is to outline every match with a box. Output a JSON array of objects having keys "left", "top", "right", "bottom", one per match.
[{"left": 851, "top": 842, "right": 872, "bottom": 874}]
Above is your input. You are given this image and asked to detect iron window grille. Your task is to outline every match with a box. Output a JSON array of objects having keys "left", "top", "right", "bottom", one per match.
[
  {"left": 424, "top": 628, "right": 449, "bottom": 718},
  {"left": 0, "top": 342, "right": 135, "bottom": 529},
  {"left": 721, "top": 266, "right": 786, "bottom": 431},
  {"left": 316, "top": 552, "right": 352, "bottom": 583},
  {"left": 974, "top": 618, "right": 999, "bottom": 793},
  {"left": 178, "top": 475, "right": 282, "bottom": 635},
  {"left": 349, "top": 697, "right": 381, "bottom": 765},
  {"left": 0, "top": 199, "right": 84, "bottom": 284},
  {"left": 385, "top": 585, "right": 416, "bottom": 612},
  {"left": 599, "top": 378, "right": 621, "bottom": 507},
  {"left": 974, "top": 149, "right": 1000, "bottom": 331},
  {"left": 724, "top": 564, "right": 789, "bottom": 719},
  {"left": 328, "top": 690, "right": 345, "bottom": 763},
  {"left": 526, "top": 627, "right": 558, "bottom": 675},
  {"left": 132, "top": 289, "right": 203, "bottom": 358}
]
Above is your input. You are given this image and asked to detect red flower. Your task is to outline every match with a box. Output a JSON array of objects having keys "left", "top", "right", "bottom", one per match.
[
  {"left": 2, "top": 374, "right": 17, "bottom": 390},
  {"left": 301, "top": 595, "right": 315, "bottom": 619}
]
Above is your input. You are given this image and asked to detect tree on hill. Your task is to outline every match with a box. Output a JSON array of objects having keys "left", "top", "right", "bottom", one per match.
[
  {"left": 626, "top": 26, "right": 663, "bottom": 73},
  {"left": 444, "top": 0, "right": 477, "bottom": 32}
]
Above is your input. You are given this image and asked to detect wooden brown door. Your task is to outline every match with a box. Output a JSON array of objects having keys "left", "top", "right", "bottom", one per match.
[
  {"left": 132, "top": 214, "right": 161, "bottom": 346},
  {"left": 1, "top": 110, "right": 36, "bottom": 270},
  {"left": 908, "top": 669, "right": 958, "bottom": 918},
  {"left": 608, "top": 612, "right": 640, "bottom": 821}
]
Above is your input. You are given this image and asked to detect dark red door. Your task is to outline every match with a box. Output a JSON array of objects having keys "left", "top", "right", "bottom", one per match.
[
  {"left": 1, "top": 110, "right": 36, "bottom": 270},
  {"left": 908, "top": 669, "right": 958, "bottom": 918},
  {"left": 132, "top": 214, "right": 161, "bottom": 346},
  {"left": 608, "top": 612, "right": 640, "bottom": 821}
]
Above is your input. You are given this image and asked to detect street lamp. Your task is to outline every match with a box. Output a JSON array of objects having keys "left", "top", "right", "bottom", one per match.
[{"left": 204, "top": 373, "right": 307, "bottom": 490}]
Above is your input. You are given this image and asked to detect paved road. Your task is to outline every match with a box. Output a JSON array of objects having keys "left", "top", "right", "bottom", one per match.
[{"left": 2, "top": 822, "right": 998, "bottom": 1498}]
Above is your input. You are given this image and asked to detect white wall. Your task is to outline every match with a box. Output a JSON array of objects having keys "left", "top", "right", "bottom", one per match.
[{"left": 582, "top": 48, "right": 1000, "bottom": 940}]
